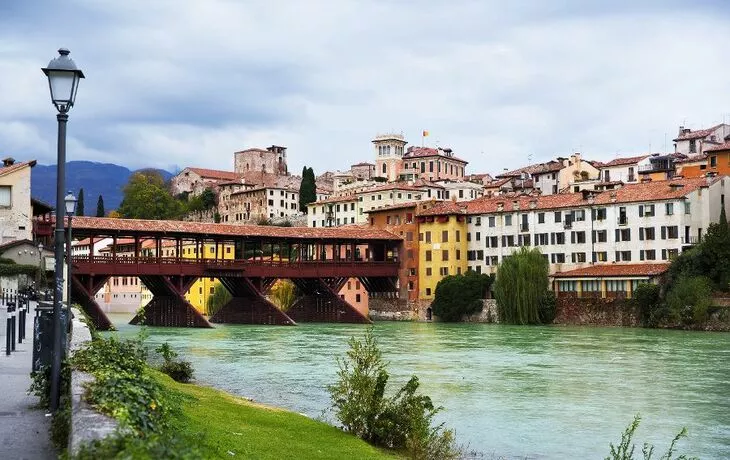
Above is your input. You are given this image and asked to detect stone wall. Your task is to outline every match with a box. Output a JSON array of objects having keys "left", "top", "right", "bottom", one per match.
[
  {"left": 68, "top": 308, "right": 118, "bottom": 455},
  {"left": 368, "top": 297, "right": 498, "bottom": 323},
  {"left": 554, "top": 296, "right": 640, "bottom": 327}
]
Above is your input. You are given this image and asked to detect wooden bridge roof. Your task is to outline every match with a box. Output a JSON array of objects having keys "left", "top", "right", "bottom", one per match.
[{"left": 68, "top": 217, "right": 401, "bottom": 242}]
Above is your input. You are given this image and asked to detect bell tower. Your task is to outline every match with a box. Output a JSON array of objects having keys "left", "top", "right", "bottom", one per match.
[{"left": 373, "top": 133, "right": 407, "bottom": 182}]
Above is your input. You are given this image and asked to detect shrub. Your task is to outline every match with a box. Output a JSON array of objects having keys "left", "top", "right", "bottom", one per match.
[
  {"left": 0, "top": 263, "right": 37, "bottom": 277},
  {"left": 633, "top": 283, "right": 664, "bottom": 327},
  {"left": 538, "top": 291, "right": 557, "bottom": 324},
  {"left": 328, "top": 330, "right": 460, "bottom": 459},
  {"left": 0, "top": 257, "right": 16, "bottom": 264},
  {"left": 666, "top": 276, "right": 712, "bottom": 326},
  {"left": 156, "top": 342, "right": 194, "bottom": 383},
  {"left": 605, "top": 414, "right": 697, "bottom": 460},
  {"left": 431, "top": 271, "right": 493, "bottom": 322}
]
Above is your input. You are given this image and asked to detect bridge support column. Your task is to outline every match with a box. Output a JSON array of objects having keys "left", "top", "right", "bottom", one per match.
[
  {"left": 288, "top": 278, "right": 372, "bottom": 324},
  {"left": 71, "top": 274, "right": 114, "bottom": 331},
  {"left": 210, "top": 277, "right": 295, "bottom": 325},
  {"left": 131, "top": 275, "right": 212, "bottom": 328}
]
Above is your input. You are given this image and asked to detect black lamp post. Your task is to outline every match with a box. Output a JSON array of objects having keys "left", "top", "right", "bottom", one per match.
[
  {"left": 65, "top": 191, "right": 77, "bottom": 311},
  {"left": 42, "top": 48, "right": 84, "bottom": 412}
]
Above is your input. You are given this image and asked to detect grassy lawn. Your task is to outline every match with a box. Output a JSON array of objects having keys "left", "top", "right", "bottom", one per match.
[{"left": 154, "top": 372, "right": 399, "bottom": 460}]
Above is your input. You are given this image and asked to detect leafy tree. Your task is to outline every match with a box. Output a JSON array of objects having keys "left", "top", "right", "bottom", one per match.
[
  {"left": 199, "top": 188, "right": 217, "bottom": 210},
  {"left": 205, "top": 282, "right": 232, "bottom": 316},
  {"left": 633, "top": 283, "right": 663, "bottom": 327},
  {"left": 538, "top": 290, "right": 557, "bottom": 324},
  {"left": 213, "top": 212, "right": 221, "bottom": 223},
  {"left": 96, "top": 195, "right": 105, "bottom": 217},
  {"left": 270, "top": 279, "right": 297, "bottom": 311},
  {"left": 76, "top": 188, "right": 85, "bottom": 216},
  {"left": 493, "top": 247, "right": 550, "bottom": 325},
  {"left": 298, "top": 166, "right": 317, "bottom": 213},
  {"left": 118, "top": 171, "right": 184, "bottom": 220},
  {"left": 431, "top": 271, "right": 493, "bottom": 321},
  {"left": 666, "top": 276, "right": 712, "bottom": 326}
]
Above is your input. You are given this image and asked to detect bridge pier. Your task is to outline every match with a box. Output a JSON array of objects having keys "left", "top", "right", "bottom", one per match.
[
  {"left": 71, "top": 274, "right": 114, "bottom": 331},
  {"left": 210, "top": 277, "right": 295, "bottom": 325},
  {"left": 131, "top": 275, "right": 212, "bottom": 328},
  {"left": 288, "top": 278, "right": 372, "bottom": 324}
]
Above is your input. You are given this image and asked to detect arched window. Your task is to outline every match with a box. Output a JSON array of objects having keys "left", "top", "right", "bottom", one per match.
[{"left": 382, "top": 163, "right": 387, "bottom": 174}]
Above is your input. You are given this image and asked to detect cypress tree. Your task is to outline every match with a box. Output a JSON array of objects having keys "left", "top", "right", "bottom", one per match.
[
  {"left": 299, "top": 166, "right": 317, "bottom": 213},
  {"left": 76, "top": 188, "right": 85, "bottom": 216},
  {"left": 96, "top": 195, "right": 105, "bottom": 217}
]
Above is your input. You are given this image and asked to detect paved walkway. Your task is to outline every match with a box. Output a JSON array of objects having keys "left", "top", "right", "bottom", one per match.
[{"left": 0, "top": 301, "right": 57, "bottom": 460}]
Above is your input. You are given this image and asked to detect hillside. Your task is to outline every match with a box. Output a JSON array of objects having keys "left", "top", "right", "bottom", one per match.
[{"left": 31, "top": 161, "right": 173, "bottom": 214}]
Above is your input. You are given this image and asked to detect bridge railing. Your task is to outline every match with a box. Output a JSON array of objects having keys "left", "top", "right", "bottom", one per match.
[{"left": 72, "top": 255, "right": 399, "bottom": 267}]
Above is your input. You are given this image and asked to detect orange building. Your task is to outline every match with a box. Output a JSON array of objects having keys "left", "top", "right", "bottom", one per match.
[
  {"left": 365, "top": 200, "right": 439, "bottom": 300},
  {"left": 678, "top": 142, "right": 730, "bottom": 178}
]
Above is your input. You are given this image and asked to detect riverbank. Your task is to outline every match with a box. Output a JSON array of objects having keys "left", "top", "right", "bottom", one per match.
[{"left": 152, "top": 371, "right": 397, "bottom": 459}]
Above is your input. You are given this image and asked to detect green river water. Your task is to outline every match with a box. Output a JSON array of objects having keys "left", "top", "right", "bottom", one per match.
[{"left": 108, "top": 315, "right": 730, "bottom": 459}]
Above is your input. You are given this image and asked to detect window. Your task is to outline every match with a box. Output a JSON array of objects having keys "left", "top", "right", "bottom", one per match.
[
  {"left": 684, "top": 202, "right": 691, "bottom": 214},
  {"left": 475, "top": 217, "right": 481, "bottom": 226},
  {"left": 711, "top": 156, "right": 718, "bottom": 167},
  {"left": 593, "top": 208, "right": 607, "bottom": 221},
  {"left": 551, "top": 232, "right": 566, "bottom": 245},
  {"left": 456, "top": 250, "right": 461, "bottom": 260},
  {"left": 425, "top": 231, "right": 431, "bottom": 243},
  {"left": 406, "top": 232, "right": 413, "bottom": 241},
  {"left": 618, "top": 207, "right": 627, "bottom": 225},
  {"left": 504, "top": 215, "right": 512, "bottom": 226},
  {"left": 426, "top": 267, "right": 432, "bottom": 276},
  {"left": 571, "top": 231, "right": 586, "bottom": 244},
  {"left": 665, "top": 202, "right": 674, "bottom": 215},
  {"left": 616, "top": 228, "right": 631, "bottom": 242},
  {"left": 407, "top": 281, "right": 414, "bottom": 290},
  {"left": 536, "top": 233, "right": 549, "bottom": 246},
  {"left": 593, "top": 251, "right": 608, "bottom": 262},
  {"left": 689, "top": 139, "right": 696, "bottom": 153},
  {"left": 439, "top": 267, "right": 449, "bottom": 276},
  {"left": 574, "top": 210, "right": 586, "bottom": 221},
  {"left": 425, "top": 250, "right": 432, "bottom": 262},
  {"left": 640, "top": 249, "right": 656, "bottom": 261},
  {"left": 456, "top": 230, "right": 461, "bottom": 242},
  {"left": 442, "top": 230, "right": 449, "bottom": 242},
  {"left": 476, "top": 232, "right": 481, "bottom": 241},
  {"left": 489, "top": 236, "right": 498, "bottom": 248},
  {"left": 210, "top": 287, "right": 215, "bottom": 294},
  {"left": 488, "top": 216, "right": 496, "bottom": 227},
  {"left": 467, "top": 232, "right": 472, "bottom": 242},
  {"left": 639, "top": 204, "right": 655, "bottom": 217},
  {"left": 639, "top": 227, "right": 655, "bottom": 240},
  {"left": 593, "top": 230, "right": 608, "bottom": 242},
  {"left": 615, "top": 250, "right": 632, "bottom": 261},
  {"left": 551, "top": 253, "right": 566, "bottom": 263},
  {"left": 538, "top": 212, "right": 545, "bottom": 223},
  {"left": 554, "top": 211, "right": 562, "bottom": 223},
  {"left": 442, "top": 250, "right": 449, "bottom": 261},
  {"left": 425, "top": 288, "right": 431, "bottom": 296},
  {"left": 662, "top": 226, "right": 679, "bottom": 239},
  {"left": 0, "top": 185, "right": 10, "bottom": 207},
  {"left": 571, "top": 252, "right": 586, "bottom": 263}
]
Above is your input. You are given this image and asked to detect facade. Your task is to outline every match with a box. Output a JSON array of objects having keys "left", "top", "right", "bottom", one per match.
[
  {"left": 170, "top": 167, "right": 239, "bottom": 196},
  {"left": 366, "top": 201, "right": 439, "bottom": 301},
  {"left": 401, "top": 147, "right": 468, "bottom": 182},
  {"left": 308, "top": 195, "right": 361, "bottom": 227},
  {"left": 595, "top": 155, "right": 647, "bottom": 183},
  {"left": 0, "top": 158, "right": 36, "bottom": 244},
  {"left": 223, "top": 186, "right": 300, "bottom": 223},
  {"left": 553, "top": 263, "right": 669, "bottom": 299},
  {"left": 677, "top": 142, "right": 730, "bottom": 178},
  {"left": 674, "top": 124, "right": 730, "bottom": 157},
  {"left": 373, "top": 134, "right": 408, "bottom": 182},
  {"left": 498, "top": 153, "right": 599, "bottom": 195},
  {"left": 234, "top": 145, "right": 288, "bottom": 176},
  {"left": 338, "top": 277, "right": 369, "bottom": 317},
  {"left": 95, "top": 239, "right": 143, "bottom": 312},
  {"left": 351, "top": 162, "right": 376, "bottom": 180}
]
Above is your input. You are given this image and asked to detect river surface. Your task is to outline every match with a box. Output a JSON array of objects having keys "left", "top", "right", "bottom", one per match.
[{"left": 108, "top": 315, "right": 730, "bottom": 459}]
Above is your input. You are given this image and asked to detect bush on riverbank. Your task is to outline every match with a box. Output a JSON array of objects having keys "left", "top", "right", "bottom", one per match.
[
  {"left": 606, "top": 414, "right": 697, "bottom": 460},
  {"left": 328, "top": 330, "right": 460, "bottom": 459},
  {"left": 155, "top": 342, "right": 194, "bottom": 383},
  {"left": 431, "top": 271, "right": 493, "bottom": 321}
]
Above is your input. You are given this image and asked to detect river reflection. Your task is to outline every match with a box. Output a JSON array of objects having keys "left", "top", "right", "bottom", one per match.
[{"left": 107, "top": 315, "right": 730, "bottom": 459}]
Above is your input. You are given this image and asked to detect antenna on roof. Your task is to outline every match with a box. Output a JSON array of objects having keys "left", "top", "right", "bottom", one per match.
[{"left": 527, "top": 153, "right": 533, "bottom": 163}]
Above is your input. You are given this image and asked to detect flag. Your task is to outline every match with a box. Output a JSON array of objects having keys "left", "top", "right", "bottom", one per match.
[{"left": 422, "top": 130, "right": 429, "bottom": 137}]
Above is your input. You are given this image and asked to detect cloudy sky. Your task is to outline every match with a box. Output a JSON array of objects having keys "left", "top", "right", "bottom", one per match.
[{"left": 1, "top": 0, "right": 729, "bottom": 176}]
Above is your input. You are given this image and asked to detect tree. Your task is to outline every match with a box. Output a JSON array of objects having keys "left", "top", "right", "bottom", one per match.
[
  {"left": 206, "top": 282, "right": 232, "bottom": 316},
  {"left": 493, "top": 247, "right": 550, "bottom": 325},
  {"left": 633, "top": 283, "right": 663, "bottom": 327},
  {"left": 431, "top": 271, "right": 493, "bottom": 321},
  {"left": 299, "top": 166, "right": 317, "bottom": 213},
  {"left": 117, "top": 171, "right": 184, "bottom": 220},
  {"left": 270, "top": 279, "right": 298, "bottom": 311},
  {"left": 666, "top": 276, "right": 712, "bottom": 326},
  {"left": 199, "top": 188, "right": 217, "bottom": 210},
  {"left": 96, "top": 195, "right": 105, "bottom": 217},
  {"left": 76, "top": 188, "right": 85, "bottom": 216}
]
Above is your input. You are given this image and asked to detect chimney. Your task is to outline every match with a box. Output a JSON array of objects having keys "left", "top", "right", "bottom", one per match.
[
  {"left": 512, "top": 200, "right": 520, "bottom": 210},
  {"left": 678, "top": 126, "right": 685, "bottom": 136},
  {"left": 2, "top": 157, "right": 15, "bottom": 167},
  {"left": 529, "top": 199, "right": 537, "bottom": 209},
  {"left": 610, "top": 192, "right": 617, "bottom": 203},
  {"left": 571, "top": 152, "right": 581, "bottom": 164},
  {"left": 496, "top": 202, "right": 504, "bottom": 212}
]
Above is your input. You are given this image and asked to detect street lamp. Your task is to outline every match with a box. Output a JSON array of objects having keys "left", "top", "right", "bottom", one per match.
[
  {"left": 65, "top": 191, "right": 77, "bottom": 314},
  {"left": 37, "top": 242, "right": 44, "bottom": 292},
  {"left": 42, "top": 48, "right": 84, "bottom": 412}
]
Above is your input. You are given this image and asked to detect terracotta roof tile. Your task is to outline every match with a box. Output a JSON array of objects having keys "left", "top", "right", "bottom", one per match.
[
  {"left": 595, "top": 155, "right": 650, "bottom": 168},
  {"left": 497, "top": 160, "right": 563, "bottom": 178},
  {"left": 69, "top": 217, "right": 401, "bottom": 241},
  {"left": 553, "top": 263, "right": 669, "bottom": 278},
  {"left": 403, "top": 147, "right": 468, "bottom": 164},
  {"left": 705, "top": 141, "right": 730, "bottom": 152},
  {"left": 186, "top": 168, "right": 239, "bottom": 181},
  {"left": 363, "top": 200, "right": 439, "bottom": 214},
  {"left": 673, "top": 124, "right": 725, "bottom": 141}
]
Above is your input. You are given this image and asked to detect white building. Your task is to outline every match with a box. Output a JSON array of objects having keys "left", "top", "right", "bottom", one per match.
[
  {"left": 0, "top": 158, "right": 36, "bottom": 244},
  {"left": 595, "top": 155, "right": 647, "bottom": 183},
  {"left": 308, "top": 195, "right": 361, "bottom": 227},
  {"left": 674, "top": 124, "right": 730, "bottom": 157},
  {"left": 459, "top": 176, "right": 728, "bottom": 275},
  {"left": 496, "top": 153, "right": 599, "bottom": 195}
]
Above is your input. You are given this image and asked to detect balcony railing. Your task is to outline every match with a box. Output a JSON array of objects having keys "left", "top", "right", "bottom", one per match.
[
  {"left": 520, "top": 224, "right": 529, "bottom": 232},
  {"left": 563, "top": 221, "right": 572, "bottom": 229},
  {"left": 617, "top": 217, "right": 628, "bottom": 226}
]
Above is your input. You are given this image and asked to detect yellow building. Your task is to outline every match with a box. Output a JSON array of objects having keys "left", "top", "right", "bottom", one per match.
[
  {"left": 417, "top": 202, "right": 468, "bottom": 300},
  {"left": 139, "top": 240, "right": 234, "bottom": 314}
]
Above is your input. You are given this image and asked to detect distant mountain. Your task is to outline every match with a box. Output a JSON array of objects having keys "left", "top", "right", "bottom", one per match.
[{"left": 31, "top": 161, "right": 174, "bottom": 214}]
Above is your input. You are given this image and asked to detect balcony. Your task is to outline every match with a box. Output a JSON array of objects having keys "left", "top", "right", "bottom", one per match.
[
  {"left": 520, "top": 224, "right": 529, "bottom": 232},
  {"left": 681, "top": 236, "right": 701, "bottom": 245},
  {"left": 563, "top": 221, "right": 573, "bottom": 230},
  {"left": 617, "top": 217, "right": 628, "bottom": 226}
]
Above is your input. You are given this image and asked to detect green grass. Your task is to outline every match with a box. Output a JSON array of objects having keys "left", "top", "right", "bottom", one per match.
[{"left": 153, "top": 371, "right": 400, "bottom": 460}]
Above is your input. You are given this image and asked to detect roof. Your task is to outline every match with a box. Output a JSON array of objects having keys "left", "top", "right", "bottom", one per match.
[
  {"left": 705, "top": 141, "right": 730, "bottom": 152},
  {"left": 364, "top": 201, "right": 421, "bottom": 214},
  {"left": 0, "top": 239, "right": 37, "bottom": 252},
  {"left": 497, "top": 160, "right": 563, "bottom": 178},
  {"left": 595, "top": 155, "right": 650, "bottom": 168},
  {"left": 674, "top": 124, "right": 726, "bottom": 141},
  {"left": 360, "top": 182, "right": 427, "bottom": 193},
  {"left": 403, "top": 147, "right": 468, "bottom": 164},
  {"left": 553, "top": 263, "right": 670, "bottom": 278},
  {"left": 230, "top": 184, "right": 298, "bottom": 196},
  {"left": 419, "top": 176, "right": 723, "bottom": 216},
  {"left": 0, "top": 160, "right": 36, "bottom": 178},
  {"left": 351, "top": 162, "right": 375, "bottom": 167},
  {"left": 186, "top": 168, "right": 238, "bottom": 181},
  {"left": 68, "top": 217, "right": 401, "bottom": 241},
  {"left": 31, "top": 197, "right": 53, "bottom": 215},
  {"left": 310, "top": 194, "right": 359, "bottom": 205}
]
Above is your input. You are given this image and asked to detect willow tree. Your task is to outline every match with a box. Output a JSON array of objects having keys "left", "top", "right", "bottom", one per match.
[
  {"left": 493, "top": 246, "right": 549, "bottom": 325},
  {"left": 270, "top": 279, "right": 298, "bottom": 311},
  {"left": 206, "top": 282, "right": 232, "bottom": 316}
]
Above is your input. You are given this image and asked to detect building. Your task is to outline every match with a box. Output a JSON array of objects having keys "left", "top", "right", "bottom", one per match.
[
  {"left": 497, "top": 153, "right": 599, "bottom": 195},
  {"left": 595, "top": 155, "right": 648, "bottom": 183},
  {"left": 0, "top": 158, "right": 36, "bottom": 244},
  {"left": 366, "top": 201, "right": 440, "bottom": 301},
  {"left": 351, "top": 162, "right": 376, "bottom": 180},
  {"left": 234, "top": 145, "right": 289, "bottom": 176},
  {"left": 677, "top": 142, "right": 730, "bottom": 178},
  {"left": 373, "top": 134, "right": 408, "bottom": 182},
  {"left": 417, "top": 201, "right": 469, "bottom": 299},
  {"left": 401, "top": 146, "right": 468, "bottom": 182},
  {"left": 674, "top": 124, "right": 730, "bottom": 157},
  {"left": 170, "top": 167, "right": 239, "bottom": 196},
  {"left": 95, "top": 239, "right": 143, "bottom": 312},
  {"left": 553, "top": 263, "right": 669, "bottom": 300},
  {"left": 308, "top": 195, "right": 360, "bottom": 227},
  {"left": 222, "top": 185, "right": 300, "bottom": 223}
]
